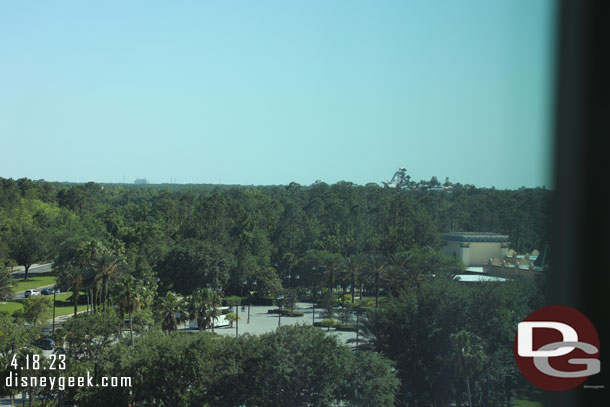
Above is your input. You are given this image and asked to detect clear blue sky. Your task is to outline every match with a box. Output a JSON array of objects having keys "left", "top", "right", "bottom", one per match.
[{"left": 0, "top": 0, "right": 555, "bottom": 189}]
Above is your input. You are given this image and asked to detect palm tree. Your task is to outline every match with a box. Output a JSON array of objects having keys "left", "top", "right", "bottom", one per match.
[
  {"left": 58, "top": 265, "right": 83, "bottom": 317},
  {"left": 322, "top": 256, "right": 343, "bottom": 294},
  {"left": 115, "top": 275, "right": 144, "bottom": 346},
  {"left": 55, "top": 240, "right": 91, "bottom": 317},
  {"left": 364, "top": 255, "right": 386, "bottom": 308},
  {"left": 381, "top": 266, "right": 406, "bottom": 297},
  {"left": 449, "top": 330, "right": 488, "bottom": 407},
  {"left": 93, "top": 251, "right": 123, "bottom": 312},
  {"left": 76, "top": 240, "right": 103, "bottom": 313},
  {"left": 158, "top": 291, "right": 186, "bottom": 332},
  {"left": 405, "top": 266, "right": 424, "bottom": 290},
  {"left": 355, "top": 309, "right": 379, "bottom": 351},
  {"left": 205, "top": 290, "right": 223, "bottom": 332},
  {"left": 382, "top": 251, "right": 417, "bottom": 296},
  {"left": 0, "top": 267, "right": 14, "bottom": 300},
  {"left": 187, "top": 288, "right": 222, "bottom": 331},
  {"left": 187, "top": 289, "right": 210, "bottom": 331},
  {"left": 342, "top": 255, "right": 364, "bottom": 303}
]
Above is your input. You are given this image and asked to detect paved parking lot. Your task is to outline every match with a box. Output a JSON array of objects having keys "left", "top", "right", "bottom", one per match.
[{"left": 180, "top": 303, "right": 358, "bottom": 346}]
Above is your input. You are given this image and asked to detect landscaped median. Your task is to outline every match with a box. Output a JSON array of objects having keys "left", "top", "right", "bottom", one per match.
[
  {"left": 266, "top": 308, "right": 305, "bottom": 317},
  {"left": 313, "top": 318, "right": 357, "bottom": 331}
]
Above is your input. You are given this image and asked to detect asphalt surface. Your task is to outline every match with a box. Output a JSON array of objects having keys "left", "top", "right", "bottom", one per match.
[
  {"left": 10, "top": 263, "right": 53, "bottom": 278},
  {"left": 13, "top": 286, "right": 59, "bottom": 300},
  {"left": 181, "top": 303, "right": 358, "bottom": 346}
]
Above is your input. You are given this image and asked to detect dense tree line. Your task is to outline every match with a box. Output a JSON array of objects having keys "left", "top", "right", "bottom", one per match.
[
  {"left": 1, "top": 311, "right": 398, "bottom": 407},
  {"left": 360, "top": 274, "right": 548, "bottom": 406},
  {"left": 1, "top": 177, "right": 550, "bottom": 292},
  {"left": 0, "top": 177, "right": 551, "bottom": 406}
]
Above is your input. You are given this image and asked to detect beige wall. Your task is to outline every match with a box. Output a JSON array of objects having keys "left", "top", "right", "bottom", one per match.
[
  {"left": 443, "top": 241, "right": 508, "bottom": 266},
  {"left": 443, "top": 241, "right": 469, "bottom": 264}
]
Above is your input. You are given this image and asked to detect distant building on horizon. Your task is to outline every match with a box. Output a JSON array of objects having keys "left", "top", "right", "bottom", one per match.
[
  {"left": 134, "top": 178, "right": 149, "bottom": 185},
  {"left": 444, "top": 232, "right": 549, "bottom": 282}
]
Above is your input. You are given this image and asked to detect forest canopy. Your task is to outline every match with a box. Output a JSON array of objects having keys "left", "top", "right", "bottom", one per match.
[{"left": 1, "top": 177, "right": 550, "bottom": 294}]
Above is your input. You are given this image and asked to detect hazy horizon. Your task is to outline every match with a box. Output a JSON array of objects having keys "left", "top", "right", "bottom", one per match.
[
  {"left": 1, "top": 176, "right": 550, "bottom": 191},
  {"left": 1, "top": 1, "right": 556, "bottom": 189}
]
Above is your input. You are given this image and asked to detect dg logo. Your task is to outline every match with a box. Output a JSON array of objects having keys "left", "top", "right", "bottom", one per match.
[{"left": 514, "top": 305, "right": 601, "bottom": 391}]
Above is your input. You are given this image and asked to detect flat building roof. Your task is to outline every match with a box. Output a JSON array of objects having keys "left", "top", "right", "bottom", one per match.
[{"left": 443, "top": 232, "right": 509, "bottom": 243}]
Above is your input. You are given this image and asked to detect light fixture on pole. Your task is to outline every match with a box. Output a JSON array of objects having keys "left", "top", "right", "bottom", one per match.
[
  {"left": 276, "top": 294, "right": 284, "bottom": 327},
  {"left": 235, "top": 300, "right": 239, "bottom": 337},
  {"left": 248, "top": 279, "right": 256, "bottom": 324},
  {"left": 312, "top": 289, "right": 321, "bottom": 325}
]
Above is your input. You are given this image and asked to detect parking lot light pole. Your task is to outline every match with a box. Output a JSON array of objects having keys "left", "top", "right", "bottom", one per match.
[
  {"left": 312, "top": 289, "right": 321, "bottom": 325},
  {"left": 289, "top": 275, "right": 300, "bottom": 314},
  {"left": 311, "top": 266, "right": 317, "bottom": 325},
  {"left": 52, "top": 286, "right": 57, "bottom": 333},
  {"left": 312, "top": 289, "right": 315, "bottom": 325},
  {"left": 355, "top": 307, "right": 360, "bottom": 349},
  {"left": 235, "top": 301, "right": 239, "bottom": 337},
  {"left": 276, "top": 294, "right": 284, "bottom": 327},
  {"left": 248, "top": 280, "right": 256, "bottom": 323}
]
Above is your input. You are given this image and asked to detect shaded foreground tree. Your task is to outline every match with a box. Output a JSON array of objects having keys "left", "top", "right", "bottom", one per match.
[
  {"left": 0, "top": 313, "right": 34, "bottom": 403},
  {"left": 22, "top": 296, "right": 52, "bottom": 325},
  {"left": 0, "top": 267, "right": 13, "bottom": 300},
  {"left": 362, "top": 275, "right": 543, "bottom": 406},
  {"left": 57, "top": 311, "right": 121, "bottom": 364},
  {"left": 73, "top": 325, "right": 398, "bottom": 407}
]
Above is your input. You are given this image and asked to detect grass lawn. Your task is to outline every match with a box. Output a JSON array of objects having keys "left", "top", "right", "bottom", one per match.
[
  {"left": 12, "top": 272, "right": 57, "bottom": 291},
  {"left": 513, "top": 382, "right": 549, "bottom": 407},
  {"left": 0, "top": 292, "right": 87, "bottom": 318},
  {"left": 513, "top": 399, "right": 543, "bottom": 407},
  {"left": 53, "top": 293, "right": 88, "bottom": 317},
  {"left": 0, "top": 300, "right": 23, "bottom": 314}
]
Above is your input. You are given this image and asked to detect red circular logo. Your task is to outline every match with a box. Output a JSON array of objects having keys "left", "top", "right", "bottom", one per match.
[{"left": 513, "top": 305, "right": 600, "bottom": 391}]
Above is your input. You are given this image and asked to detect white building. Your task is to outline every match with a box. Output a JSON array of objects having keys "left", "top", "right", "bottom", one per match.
[{"left": 442, "top": 232, "right": 509, "bottom": 266}]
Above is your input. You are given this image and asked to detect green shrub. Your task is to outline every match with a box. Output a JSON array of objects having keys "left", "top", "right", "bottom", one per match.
[
  {"left": 267, "top": 308, "right": 305, "bottom": 317},
  {"left": 321, "top": 318, "right": 337, "bottom": 328},
  {"left": 354, "top": 297, "right": 375, "bottom": 309},
  {"left": 334, "top": 322, "right": 357, "bottom": 332},
  {"left": 222, "top": 296, "right": 243, "bottom": 306},
  {"left": 225, "top": 312, "right": 240, "bottom": 323},
  {"left": 249, "top": 296, "right": 274, "bottom": 306}
]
